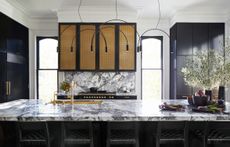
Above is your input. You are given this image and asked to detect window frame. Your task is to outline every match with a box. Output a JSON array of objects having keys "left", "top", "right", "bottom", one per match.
[
  {"left": 141, "top": 36, "right": 163, "bottom": 100},
  {"left": 36, "top": 36, "right": 59, "bottom": 99}
]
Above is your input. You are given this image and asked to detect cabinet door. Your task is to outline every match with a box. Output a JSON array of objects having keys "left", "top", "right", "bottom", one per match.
[
  {"left": 99, "top": 25, "right": 115, "bottom": 70},
  {"left": 193, "top": 23, "right": 209, "bottom": 54},
  {"left": 0, "top": 53, "right": 7, "bottom": 102},
  {"left": 59, "top": 24, "right": 77, "bottom": 70},
  {"left": 170, "top": 25, "right": 177, "bottom": 99},
  {"left": 177, "top": 24, "right": 193, "bottom": 56},
  {"left": 6, "top": 61, "right": 28, "bottom": 101},
  {"left": 209, "top": 23, "right": 224, "bottom": 54},
  {"left": 119, "top": 24, "right": 136, "bottom": 71},
  {"left": 80, "top": 25, "right": 96, "bottom": 70}
]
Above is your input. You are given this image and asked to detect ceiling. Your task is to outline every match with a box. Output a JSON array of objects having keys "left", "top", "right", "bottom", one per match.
[{"left": 6, "top": 0, "right": 230, "bottom": 19}]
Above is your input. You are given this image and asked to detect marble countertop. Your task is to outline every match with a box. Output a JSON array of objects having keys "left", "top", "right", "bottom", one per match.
[{"left": 0, "top": 99, "right": 230, "bottom": 121}]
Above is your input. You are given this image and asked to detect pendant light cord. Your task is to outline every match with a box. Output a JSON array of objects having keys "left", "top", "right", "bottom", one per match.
[
  {"left": 78, "top": 0, "right": 83, "bottom": 22},
  {"left": 115, "top": 0, "right": 118, "bottom": 19},
  {"left": 155, "top": 0, "right": 161, "bottom": 29}
]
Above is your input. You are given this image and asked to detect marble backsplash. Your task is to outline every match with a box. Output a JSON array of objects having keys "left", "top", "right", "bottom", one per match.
[{"left": 61, "top": 72, "right": 135, "bottom": 94}]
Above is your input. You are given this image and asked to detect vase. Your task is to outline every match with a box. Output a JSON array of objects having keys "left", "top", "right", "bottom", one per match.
[
  {"left": 205, "top": 90, "right": 212, "bottom": 101},
  {"left": 218, "top": 86, "right": 225, "bottom": 100}
]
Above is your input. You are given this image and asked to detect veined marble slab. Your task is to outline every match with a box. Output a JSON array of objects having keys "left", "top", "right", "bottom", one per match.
[{"left": 0, "top": 99, "right": 229, "bottom": 121}]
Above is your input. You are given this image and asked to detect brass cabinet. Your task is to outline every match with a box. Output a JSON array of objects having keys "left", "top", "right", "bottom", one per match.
[
  {"left": 58, "top": 23, "right": 136, "bottom": 71},
  {"left": 59, "top": 24, "right": 77, "bottom": 70},
  {"left": 119, "top": 24, "right": 136, "bottom": 71},
  {"left": 80, "top": 25, "right": 96, "bottom": 70},
  {"left": 99, "top": 25, "right": 116, "bottom": 70}
]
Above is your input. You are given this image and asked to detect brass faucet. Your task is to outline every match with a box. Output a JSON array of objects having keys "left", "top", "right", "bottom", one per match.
[{"left": 70, "top": 81, "right": 76, "bottom": 104}]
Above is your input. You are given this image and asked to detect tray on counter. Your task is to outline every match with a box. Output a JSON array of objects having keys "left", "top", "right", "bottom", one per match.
[
  {"left": 190, "top": 103, "right": 225, "bottom": 114},
  {"left": 159, "top": 102, "right": 186, "bottom": 112}
]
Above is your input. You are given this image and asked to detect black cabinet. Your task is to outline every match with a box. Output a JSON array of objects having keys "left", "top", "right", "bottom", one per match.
[
  {"left": 170, "top": 23, "right": 224, "bottom": 99},
  {"left": 0, "top": 12, "right": 29, "bottom": 102}
]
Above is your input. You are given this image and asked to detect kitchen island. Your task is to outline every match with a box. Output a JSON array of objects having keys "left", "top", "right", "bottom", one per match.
[
  {"left": 0, "top": 99, "right": 229, "bottom": 121},
  {"left": 1, "top": 99, "right": 230, "bottom": 147}
]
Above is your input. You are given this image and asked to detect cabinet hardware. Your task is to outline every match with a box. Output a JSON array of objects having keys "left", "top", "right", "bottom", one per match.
[
  {"left": 8, "top": 81, "right": 11, "bottom": 95},
  {"left": 105, "top": 46, "right": 108, "bottom": 53},
  {"left": 6, "top": 81, "right": 8, "bottom": 96},
  {"left": 91, "top": 45, "right": 94, "bottom": 52},
  {"left": 6, "top": 81, "right": 9, "bottom": 96}
]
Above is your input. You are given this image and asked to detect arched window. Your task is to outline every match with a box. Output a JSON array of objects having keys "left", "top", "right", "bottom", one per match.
[
  {"left": 141, "top": 36, "right": 163, "bottom": 100},
  {"left": 37, "top": 37, "right": 58, "bottom": 101}
]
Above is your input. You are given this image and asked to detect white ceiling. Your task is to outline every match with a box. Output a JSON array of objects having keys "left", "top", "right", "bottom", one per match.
[{"left": 6, "top": 0, "right": 230, "bottom": 19}]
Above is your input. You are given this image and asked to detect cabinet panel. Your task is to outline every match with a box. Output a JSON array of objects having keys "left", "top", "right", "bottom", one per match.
[
  {"left": 177, "top": 24, "right": 193, "bottom": 56},
  {"left": 7, "top": 62, "right": 28, "bottom": 101},
  {"left": 0, "top": 12, "right": 29, "bottom": 102},
  {"left": 176, "top": 56, "right": 193, "bottom": 98},
  {"left": 0, "top": 53, "right": 6, "bottom": 102},
  {"left": 209, "top": 23, "right": 225, "bottom": 54},
  {"left": 170, "top": 23, "right": 224, "bottom": 99},
  {"left": 99, "top": 25, "right": 115, "bottom": 70},
  {"left": 170, "top": 25, "right": 177, "bottom": 98},
  {"left": 80, "top": 25, "right": 96, "bottom": 70},
  {"left": 59, "top": 24, "right": 76, "bottom": 70},
  {"left": 119, "top": 24, "right": 135, "bottom": 70},
  {"left": 193, "top": 24, "right": 209, "bottom": 54}
]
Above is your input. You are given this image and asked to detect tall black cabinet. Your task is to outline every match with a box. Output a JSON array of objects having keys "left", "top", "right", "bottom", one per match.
[
  {"left": 0, "top": 12, "right": 29, "bottom": 102},
  {"left": 170, "top": 23, "right": 224, "bottom": 99}
]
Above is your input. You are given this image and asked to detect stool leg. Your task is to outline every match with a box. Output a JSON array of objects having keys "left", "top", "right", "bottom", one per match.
[
  {"left": 184, "top": 122, "right": 189, "bottom": 147},
  {"left": 156, "top": 136, "right": 160, "bottom": 147},
  {"left": 106, "top": 123, "right": 110, "bottom": 147},
  {"left": 135, "top": 123, "right": 139, "bottom": 147},
  {"left": 156, "top": 122, "right": 160, "bottom": 147},
  {"left": 61, "top": 123, "right": 65, "bottom": 147},
  {"left": 90, "top": 123, "right": 94, "bottom": 147},
  {"left": 203, "top": 122, "right": 208, "bottom": 147}
]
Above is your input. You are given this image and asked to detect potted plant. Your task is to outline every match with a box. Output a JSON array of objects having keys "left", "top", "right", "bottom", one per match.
[{"left": 181, "top": 45, "right": 230, "bottom": 101}]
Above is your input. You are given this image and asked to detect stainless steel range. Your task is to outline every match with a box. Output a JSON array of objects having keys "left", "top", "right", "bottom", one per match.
[{"left": 57, "top": 92, "right": 137, "bottom": 100}]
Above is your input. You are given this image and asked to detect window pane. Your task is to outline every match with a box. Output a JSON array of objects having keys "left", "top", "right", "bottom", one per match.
[
  {"left": 39, "top": 38, "right": 58, "bottom": 69},
  {"left": 38, "top": 70, "right": 57, "bottom": 102},
  {"left": 142, "top": 38, "right": 161, "bottom": 68},
  {"left": 142, "top": 70, "right": 162, "bottom": 100}
]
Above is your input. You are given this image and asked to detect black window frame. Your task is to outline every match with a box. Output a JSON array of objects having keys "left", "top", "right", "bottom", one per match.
[{"left": 36, "top": 36, "right": 59, "bottom": 99}]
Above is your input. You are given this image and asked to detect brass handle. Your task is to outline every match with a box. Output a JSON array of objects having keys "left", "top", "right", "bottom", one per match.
[
  {"left": 8, "top": 81, "right": 11, "bottom": 95},
  {"left": 6, "top": 81, "right": 8, "bottom": 95},
  {"left": 6, "top": 81, "right": 11, "bottom": 96},
  {"left": 6, "top": 81, "right": 9, "bottom": 96}
]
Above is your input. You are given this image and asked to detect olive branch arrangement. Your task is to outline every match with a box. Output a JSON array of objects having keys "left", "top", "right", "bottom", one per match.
[{"left": 181, "top": 41, "right": 230, "bottom": 90}]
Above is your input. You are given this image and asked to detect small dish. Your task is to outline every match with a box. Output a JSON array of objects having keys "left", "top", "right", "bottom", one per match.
[{"left": 159, "top": 102, "right": 185, "bottom": 111}]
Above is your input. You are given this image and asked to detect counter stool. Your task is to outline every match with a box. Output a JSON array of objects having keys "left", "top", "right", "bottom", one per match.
[
  {"left": 204, "top": 122, "right": 230, "bottom": 147},
  {"left": 188, "top": 122, "right": 206, "bottom": 147},
  {"left": 16, "top": 122, "right": 51, "bottom": 147},
  {"left": 156, "top": 121, "right": 188, "bottom": 147},
  {"left": 106, "top": 122, "right": 139, "bottom": 147},
  {"left": 61, "top": 122, "right": 94, "bottom": 147}
]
